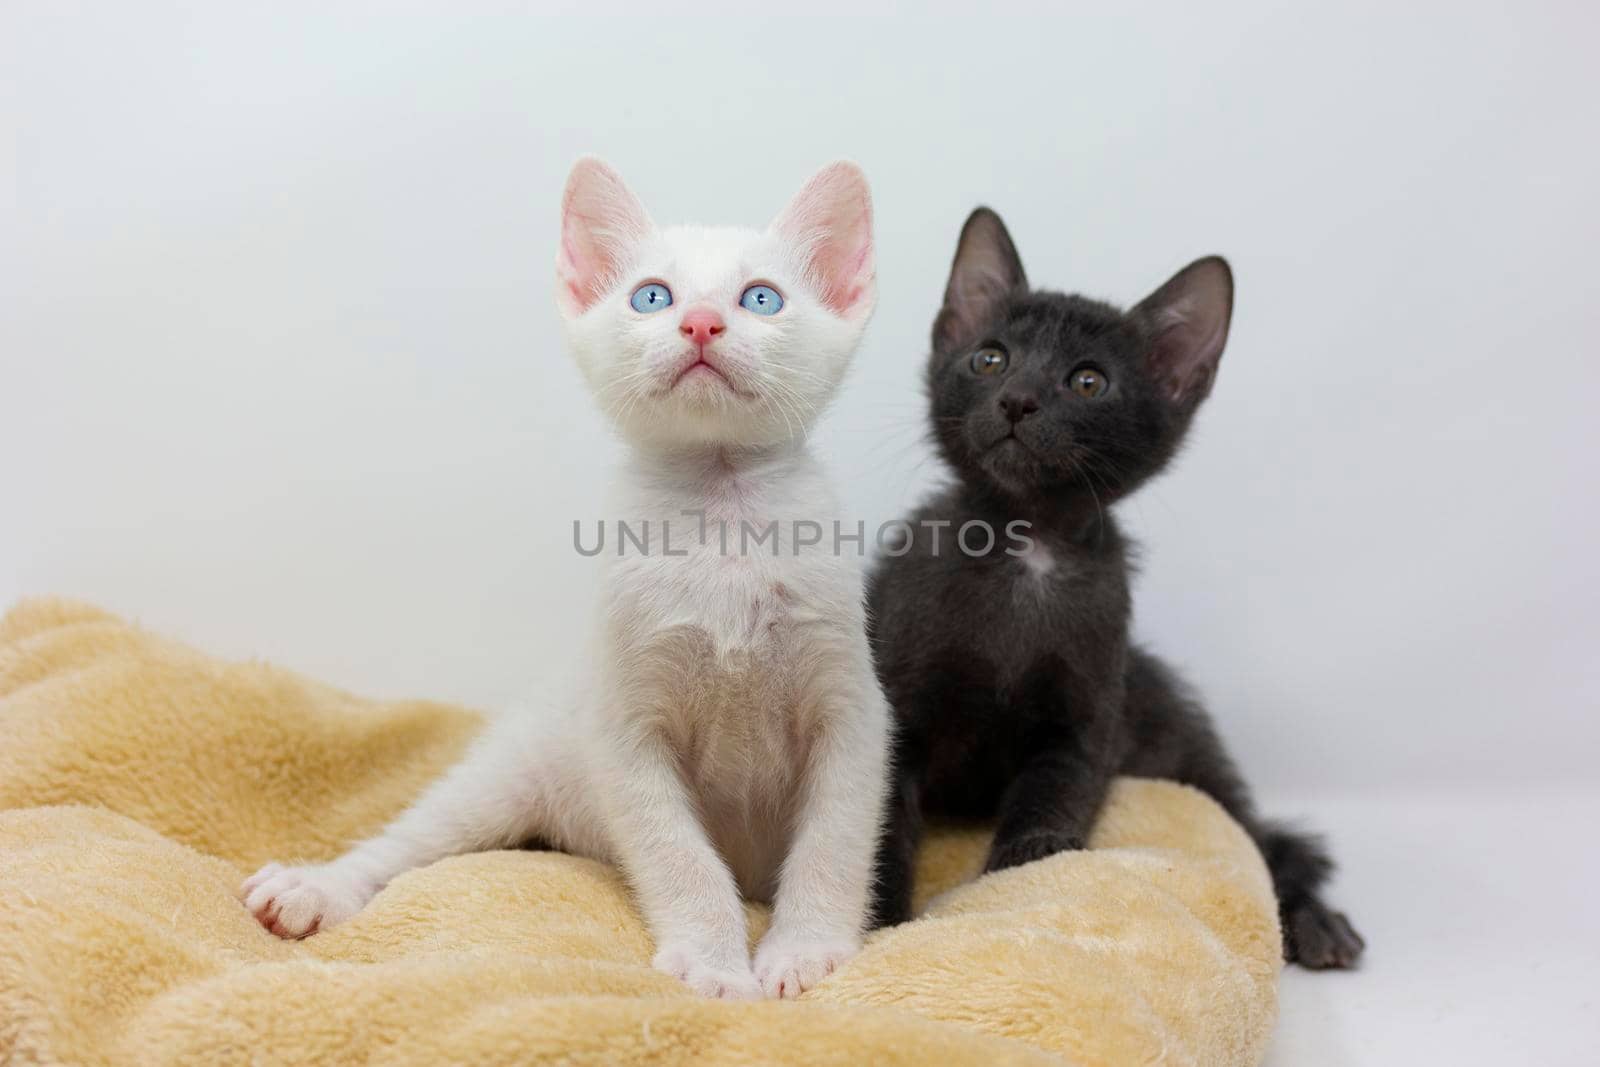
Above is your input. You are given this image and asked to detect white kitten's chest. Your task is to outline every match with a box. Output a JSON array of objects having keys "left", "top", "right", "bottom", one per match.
[
  {"left": 602, "top": 453, "right": 855, "bottom": 661},
  {"left": 593, "top": 450, "right": 864, "bottom": 896},
  {"left": 614, "top": 538, "right": 837, "bottom": 669}
]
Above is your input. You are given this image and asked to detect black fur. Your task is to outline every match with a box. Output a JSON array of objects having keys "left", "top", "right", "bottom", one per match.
[{"left": 865, "top": 209, "right": 1364, "bottom": 969}]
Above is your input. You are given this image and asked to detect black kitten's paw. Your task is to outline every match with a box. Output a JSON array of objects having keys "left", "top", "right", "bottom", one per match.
[
  {"left": 984, "top": 831, "right": 1085, "bottom": 874},
  {"left": 1284, "top": 896, "right": 1365, "bottom": 969}
]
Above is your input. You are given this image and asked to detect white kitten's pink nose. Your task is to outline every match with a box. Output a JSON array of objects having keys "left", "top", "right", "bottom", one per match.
[{"left": 679, "top": 308, "right": 726, "bottom": 346}]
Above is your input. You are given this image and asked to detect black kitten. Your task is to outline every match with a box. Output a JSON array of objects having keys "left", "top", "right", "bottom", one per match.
[{"left": 866, "top": 209, "right": 1364, "bottom": 969}]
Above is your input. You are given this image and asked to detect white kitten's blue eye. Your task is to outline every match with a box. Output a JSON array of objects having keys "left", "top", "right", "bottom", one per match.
[
  {"left": 739, "top": 284, "right": 784, "bottom": 316},
  {"left": 630, "top": 283, "right": 672, "bottom": 313}
]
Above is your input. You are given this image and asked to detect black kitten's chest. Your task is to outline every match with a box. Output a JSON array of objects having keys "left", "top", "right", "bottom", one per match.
[
  {"left": 868, "top": 502, "right": 1133, "bottom": 816},
  {"left": 914, "top": 652, "right": 1082, "bottom": 818}
]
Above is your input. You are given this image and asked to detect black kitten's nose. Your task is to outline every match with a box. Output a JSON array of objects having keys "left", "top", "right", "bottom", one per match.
[{"left": 998, "top": 393, "right": 1040, "bottom": 423}]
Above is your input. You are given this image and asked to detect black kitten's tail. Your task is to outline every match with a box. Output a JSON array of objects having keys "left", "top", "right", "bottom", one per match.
[
  {"left": 1120, "top": 646, "right": 1365, "bottom": 968},
  {"left": 1255, "top": 821, "right": 1365, "bottom": 969}
]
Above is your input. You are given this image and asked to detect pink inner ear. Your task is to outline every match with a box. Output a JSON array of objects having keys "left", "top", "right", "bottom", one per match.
[
  {"left": 773, "top": 163, "right": 875, "bottom": 315},
  {"left": 1148, "top": 303, "right": 1226, "bottom": 403},
  {"left": 1135, "top": 257, "right": 1233, "bottom": 405},
  {"left": 556, "top": 159, "right": 651, "bottom": 316},
  {"left": 830, "top": 240, "right": 872, "bottom": 313},
  {"left": 558, "top": 228, "right": 592, "bottom": 310}
]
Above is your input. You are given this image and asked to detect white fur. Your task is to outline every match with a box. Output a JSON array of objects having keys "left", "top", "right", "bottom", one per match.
[
  {"left": 1017, "top": 539, "right": 1057, "bottom": 580},
  {"left": 241, "top": 159, "right": 890, "bottom": 1002}
]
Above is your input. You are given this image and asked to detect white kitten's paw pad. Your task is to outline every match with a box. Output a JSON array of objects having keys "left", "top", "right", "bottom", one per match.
[
  {"left": 239, "top": 863, "right": 370, "bottom": 940},
  {"left": 753, "top": 935, "right": 858, "bottom": 999},
  {"left": 652, "top": 943, "right": 762, "bottom": 1001}
]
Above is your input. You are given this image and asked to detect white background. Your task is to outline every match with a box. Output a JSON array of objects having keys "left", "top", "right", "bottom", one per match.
[{"left": 4, "top": 4, "right": 1597, "bottom": 1063}]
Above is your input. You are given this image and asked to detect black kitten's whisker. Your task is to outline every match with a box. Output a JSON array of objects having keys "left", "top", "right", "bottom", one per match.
[{"left": 1062, "top": 450, "right": 1106, "bottom": 531}]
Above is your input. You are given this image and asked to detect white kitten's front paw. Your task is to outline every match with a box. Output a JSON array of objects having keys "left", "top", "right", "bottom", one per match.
[
  {"left": 239, "top": 861, "right": 373, "bottom": 939},
  {"left": 652, "top": 942, "right": 761, "bottom": 1001},
  {"left": 753, "top": 931, "right": 859, "bottom": 999}
]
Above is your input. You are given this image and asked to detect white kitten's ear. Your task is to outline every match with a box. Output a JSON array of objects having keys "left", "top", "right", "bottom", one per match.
[
  {"left": 1131, "top": 256, "right": 1234, "bottom": 407},
  {"left": 935, "top": 208, "right": 1027, "bottom": 351},
  {"left": 770, "top": 161, "right": 875, "bottom": 316},
  {"left": 556, "top": 157, "right": 653, "bottom": 317}
]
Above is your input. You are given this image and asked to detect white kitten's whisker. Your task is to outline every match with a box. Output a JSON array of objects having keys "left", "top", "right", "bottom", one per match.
[{"left": 761, "top": 381, "right": 808, "bottom": 446}]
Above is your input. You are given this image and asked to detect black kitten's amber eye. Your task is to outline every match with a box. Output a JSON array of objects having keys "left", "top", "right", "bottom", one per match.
[
  {"left": 1069, "top": 366, "right": 1108, "bottom": 398},
  {"left": 970, "top": 347, "right": 1008, "bottom": 376}
]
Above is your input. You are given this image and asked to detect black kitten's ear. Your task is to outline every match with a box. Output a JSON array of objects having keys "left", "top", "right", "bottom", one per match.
[
  {"left": 1131, "top": 256, "right": 1234, "bottom": 407},
  {"left": 934, "top": 208, "right": 1027, "bottom": 351}
]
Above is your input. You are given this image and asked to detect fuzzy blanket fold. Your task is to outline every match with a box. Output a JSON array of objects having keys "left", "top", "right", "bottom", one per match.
[{"left": 0, "top": 599, "right": 1279, "bottom": 1066}]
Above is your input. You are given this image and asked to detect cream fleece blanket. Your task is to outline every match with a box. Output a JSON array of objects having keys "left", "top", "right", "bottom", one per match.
[{"left": 0, "top": 599, "right": 1280, "bottom": 1066}]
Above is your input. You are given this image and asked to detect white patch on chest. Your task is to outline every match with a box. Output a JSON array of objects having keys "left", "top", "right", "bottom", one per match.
[{"left": 1016, "top": 540, "right": 1057, "bottom": 580}]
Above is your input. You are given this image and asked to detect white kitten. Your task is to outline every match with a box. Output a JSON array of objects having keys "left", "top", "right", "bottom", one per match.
[{"left": 241, "top": 158, "right": 891, "bottom": 1001}]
